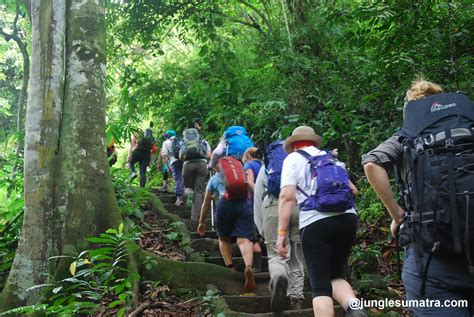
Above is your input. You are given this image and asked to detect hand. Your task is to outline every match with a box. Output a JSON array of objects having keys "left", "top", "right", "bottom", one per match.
[
  {"left": 197, "top": 223, "right": 206, "bottom": 236},
  {"left": 331, "top": 148, "right": 339, "bottom": 158},
  {"left": 276, "top": 234, "right": 288, "bottom": 258},
  {"left": 390, "top": 218, "right": 403, "bottom": 238},
  {"left": 127, "top": 155, "right": 132, "bottom": 162}
]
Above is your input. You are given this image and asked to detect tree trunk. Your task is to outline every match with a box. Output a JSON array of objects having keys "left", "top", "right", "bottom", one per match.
[{"left": 0, "top": 0, "right": 120, "bottom": 310}]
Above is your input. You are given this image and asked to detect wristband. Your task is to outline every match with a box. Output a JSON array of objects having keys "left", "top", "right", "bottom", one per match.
[{"left": 277, "top": 229, "right": 287, "bottom": 236}]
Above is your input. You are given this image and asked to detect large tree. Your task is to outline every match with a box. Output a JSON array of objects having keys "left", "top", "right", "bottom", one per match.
[
  {"left": 0, "top": 0, "right": 121, "bottom": 309},
  {"left": 0, "top": 0, "right": 249, "bottom": 311}
]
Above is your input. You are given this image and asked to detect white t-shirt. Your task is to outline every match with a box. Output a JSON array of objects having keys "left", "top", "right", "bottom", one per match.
[
  {"left": 280, "top": 146, "right": 356, "bottom": 229},
  {"left": 161, "top": 137, "right": 179, "bottom": 165}
]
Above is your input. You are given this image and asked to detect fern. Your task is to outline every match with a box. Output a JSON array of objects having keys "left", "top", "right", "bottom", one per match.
[{"left": 6, "top": 224, "right": 138, "bottom": 316}]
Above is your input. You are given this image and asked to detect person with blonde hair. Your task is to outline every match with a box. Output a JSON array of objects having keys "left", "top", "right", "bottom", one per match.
[{"left": 363, "top": 79, "right": 474, "bottom": 316}]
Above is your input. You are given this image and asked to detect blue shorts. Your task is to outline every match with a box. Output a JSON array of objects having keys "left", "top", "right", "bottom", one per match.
[
  {"left": 215, "top": 199, "right": 254, "bottom": 240},
  {"left": 402, "top": 247, "right": 474, "bottom": 316}
]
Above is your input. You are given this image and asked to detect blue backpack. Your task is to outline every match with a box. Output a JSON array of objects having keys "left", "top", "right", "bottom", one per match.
[
  {"left": 297, "top": 150, "right": 354, "bottom": 212},
  {"left": 224, "top": 126, "right": 254, "bottom": 159},
  {"left": 265, "top": 140, "right": 287, "bottom": 198}
]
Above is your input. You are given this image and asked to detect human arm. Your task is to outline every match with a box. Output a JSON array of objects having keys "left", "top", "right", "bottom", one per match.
[
  {"left": 362, "top": 136, "right": 405, "bottom": 236},
  {"left": 205, "top": 141, "right": 212, "bottom": 160},
  {"left": 209, "top": 139, "right": 225, "bottom": 168},
  {"left": 253, "top": 168, "right": 266, "bottom": 233},
  {"left": 276, "top": 185, "right": 296, "bottom": 258},
  {"left": 245, "top": 168, "right": 256, "bottom": 193},
  {"left": 179, "top": 143, "right": 184, "bottom": 161},
  {"left": 161, "top": 141, "right": 170, "bottom": 167},
  {"left": 349, "top": 180, "right": 359, "bottom": 197},
  {"left": 364, "top": 162, "right": 404, "bottom": 236},
  {"left": 157, "top": 152, "right": 163, "bottom": 169},
  {"left": 197, "top": 190, "right": 213, "bottom": 236}
]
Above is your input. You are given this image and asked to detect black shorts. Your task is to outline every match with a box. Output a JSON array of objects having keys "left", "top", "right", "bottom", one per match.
[
  {"left": 215, "top": 199, "right": 254, "bottom": 240},
  {"left": 300, "top": 213, "right": 358, "bottom": 298}
]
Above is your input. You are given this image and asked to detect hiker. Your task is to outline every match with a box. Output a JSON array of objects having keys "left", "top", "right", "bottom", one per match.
[
  {"left": 179, "top": 126, "right": 212, "bottom": 220},
  {"left": 197, "top": 156, "right": 256, "bottom": 293},
  {"left": 157, "top": 133, "right": 172, "bottom": 193},
  {"left": 209, "top": 126, "right": 254, "bottom": 169},
  {"left": 254, "top": 140, "right": 305, "bottom": 312},
  {"left": 363, "top": 79, "right": 474, "bottom": 316},
  {"left": 128, "top": 128, "right": 155, "bottom": 187},
  {"left": 242, "top": 147, "right": 264, "bottom": 273},
  {"left": 277, "top": 126, "right": 364, "bottom": 317},
  {"left": 161, "top": 129, "right": 185, "bottom": 205},
  {"left": 107, "top": 138, "right": 117, "bottom": 167}
]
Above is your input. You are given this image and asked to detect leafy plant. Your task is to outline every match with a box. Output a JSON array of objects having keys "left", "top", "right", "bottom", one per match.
[{"left": 0, "top": 224, "right": 139, "bottom": 316}]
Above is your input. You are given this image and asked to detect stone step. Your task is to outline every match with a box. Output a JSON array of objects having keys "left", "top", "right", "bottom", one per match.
[
  {"left": 223, "top": 294, "right": 346, "bottom": 316},
  {"left": 204, "top": 256, "right": 269, "bottom": 272},
  {"left": 191, "top": 230, "right": 218, "bottom": 240},
  {"left": 154, "top": 192, "right": 176, "bottom": 204},
  {"left": 190, "top": 238, "right": 267, "bottom": 257},
  {"left": 190, "top": 238, "right": 243, "bottom": 257},
  {"left": 183, "top": 218, "right": 213, "bottom": 232},
  {"left": 162, "top": 203, "right": 189, "bottom": 214},
  {"left": 223, "top": 294, "right": 313, "bottom": 315},
  {"left": 166, "top": 209, "right": 212, "bottom": 220}
]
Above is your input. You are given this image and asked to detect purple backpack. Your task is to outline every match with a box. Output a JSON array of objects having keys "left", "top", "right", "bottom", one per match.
[
  {"left": 297, "top": 150, "right": 354, "bottom": 212},
  {"left": 265, "top": 140, "right": 287, "bottom": 198}
]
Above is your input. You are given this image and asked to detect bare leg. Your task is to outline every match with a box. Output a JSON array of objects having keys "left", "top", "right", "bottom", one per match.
[
  {"left": 253, "top": 241, "right": 262, "bottom": 253},
  {"left": 237, "top": 237, "right": 255, "bottom": 292},
  {"left": 237, "top": 237, "right": 253, "bottom": 266},
  {"left": 331, "top": 278, "right": 356, "bottom": 310},
  {"left": 219, "top": 237, "right": 233, "bottom": 266},
  {"left": 313, "top": 296, "right": 334, "bottom": 317}
]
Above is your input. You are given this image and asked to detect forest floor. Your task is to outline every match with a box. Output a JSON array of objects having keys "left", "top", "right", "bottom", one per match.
[
  {"left": 103, "top": 188, "right": 410, "bottom": 316},
  {"left": 128, "top": 202, "right": 206, "bottom": 316}
]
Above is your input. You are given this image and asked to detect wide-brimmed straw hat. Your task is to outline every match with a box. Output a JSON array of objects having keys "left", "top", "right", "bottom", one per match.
[{"left": 283, "top": 126, "right": 322, "bottom": 153}]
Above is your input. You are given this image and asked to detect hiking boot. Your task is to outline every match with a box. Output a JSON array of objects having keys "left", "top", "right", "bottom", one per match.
[
  {"left": 226, "top": 264, "right": 238, "bottom": 272},
  {"left": 244, "top": 266, "right": 256, "bottom": 293},
  {"left": 289, "top": 297, "right": 305, "bottom": 310},
  {"left": 270, "top": 275, "right": 288, "bottom": 313},
  {"left": 130, "top": 172, "right": 137, "bottom": 180},
  {"left": 175, "top": 197, "right": 184, "bottom": 206},
  {"left": 346, "top": 307, "right": 368, "bottom": 317},
  {"left": 159, "top": 184, "right": 168, "bottom": 193}
]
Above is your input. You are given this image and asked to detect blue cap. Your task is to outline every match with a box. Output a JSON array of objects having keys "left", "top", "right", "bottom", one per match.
[{"left": 165, "top": 129, "right": 176, "bottom": 137}]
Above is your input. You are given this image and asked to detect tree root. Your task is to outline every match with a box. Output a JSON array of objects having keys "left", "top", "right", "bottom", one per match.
[{"left": 129, "top": 243, "right": 247, "bottom": 295}]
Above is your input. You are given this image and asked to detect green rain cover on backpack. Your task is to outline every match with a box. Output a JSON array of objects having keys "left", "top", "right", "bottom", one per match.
[{"left": 182, "top": 128, "right": 207, "bottom": 160}]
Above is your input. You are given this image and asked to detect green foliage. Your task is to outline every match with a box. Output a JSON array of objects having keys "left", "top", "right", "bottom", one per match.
[
  {"left": 164, "top": 222, "right": 186, "bottom": 242},
  {"left": 112, "top": 168, "right": 150, "bottom": 220},
  {"left": 0, "top": 133, "right": 23, "bottom": 292},
  {"left": 0, "top": 225, "right": 139, "bottom": 316}
]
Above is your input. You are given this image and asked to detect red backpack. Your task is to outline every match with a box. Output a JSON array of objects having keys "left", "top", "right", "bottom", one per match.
[{"left": 217, "top": 157, "right": 248, "bottom": 201}]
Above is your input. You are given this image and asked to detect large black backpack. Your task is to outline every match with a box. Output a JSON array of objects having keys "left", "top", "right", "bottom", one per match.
[
  {"left": 136, "top": 129, "right": 155, "bottom": 152},
  {"left": 395, "top": 92, "right": 474, "bottom": 274}
]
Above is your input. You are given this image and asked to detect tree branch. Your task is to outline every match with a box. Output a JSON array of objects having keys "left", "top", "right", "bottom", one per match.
[{"left": 235, "top": 0, "right": 273, "bottom": 32}]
